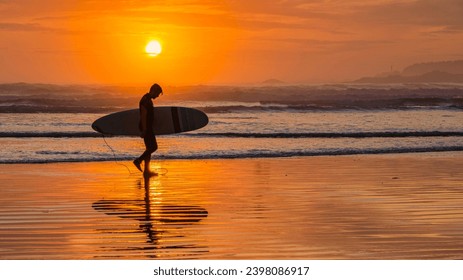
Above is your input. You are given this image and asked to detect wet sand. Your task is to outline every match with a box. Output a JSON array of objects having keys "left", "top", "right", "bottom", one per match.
[{"left": 1, "top": 153, "right": 463, "bottom": 259}]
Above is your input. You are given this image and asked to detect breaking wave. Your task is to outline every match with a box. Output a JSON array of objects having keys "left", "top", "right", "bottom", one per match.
[
  {"left": 2, "top": 131, "right": 463, "bottom": 138},
  {"left": 189, "top": 131, "right": 463, "bottom": 138},
  {"left": 2, "top": 82, "right": 463, "bottom": 113},
  {"left": 2, "top": 145, "right": 463, "bottom": 164}
]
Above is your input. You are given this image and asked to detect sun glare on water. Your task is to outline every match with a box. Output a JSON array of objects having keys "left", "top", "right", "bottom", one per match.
[{"left": 145, "top": 40, "right": 162, "bottom": 57}]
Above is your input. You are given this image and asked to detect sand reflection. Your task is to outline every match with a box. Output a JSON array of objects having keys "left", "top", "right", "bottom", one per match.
[{"left": 92, "top": 175, "right": 208, "bottom": 259}]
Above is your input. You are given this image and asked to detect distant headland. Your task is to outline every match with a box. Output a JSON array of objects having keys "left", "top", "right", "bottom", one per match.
[{"left": 354, "top": 60, "right": 463, "bottom": 83}]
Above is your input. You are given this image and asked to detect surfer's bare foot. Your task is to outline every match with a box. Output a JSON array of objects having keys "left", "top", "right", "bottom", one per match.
[
  {"left": 143, "top": 171, "right": 158, "bottom": 178},
  {"left": 133, "top": 159, "right": 142, "bottom": 172}
]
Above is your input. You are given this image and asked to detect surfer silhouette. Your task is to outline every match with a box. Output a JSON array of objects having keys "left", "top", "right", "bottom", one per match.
[{"left": 133, "top": 83, "right": 163, "bottom": 177}]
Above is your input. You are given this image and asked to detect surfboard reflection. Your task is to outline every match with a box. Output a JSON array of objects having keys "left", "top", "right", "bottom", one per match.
[{"left": 92, "top": 176, "right": 208, "bottom": 258}]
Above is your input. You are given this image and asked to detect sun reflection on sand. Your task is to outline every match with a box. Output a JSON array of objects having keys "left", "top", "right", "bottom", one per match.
[
  {"left": 2, "top": 155, "right": 463, "bottom": 259},
  {"left": 92, "top": 173, "right": 209, "bottom": 259}
]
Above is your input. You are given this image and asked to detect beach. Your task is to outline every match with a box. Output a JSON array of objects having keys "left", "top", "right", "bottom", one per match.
[
  {"left": 1, "top": 153, "right": 463, "bottom": 259},
  {"left": 3, "top": 2, "right": 463, "bottom": 278}
]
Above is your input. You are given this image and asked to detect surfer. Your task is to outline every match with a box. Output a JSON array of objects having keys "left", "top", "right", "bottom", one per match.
[{"left": 133, "top": 83, "right": 163, "bottom": 176}]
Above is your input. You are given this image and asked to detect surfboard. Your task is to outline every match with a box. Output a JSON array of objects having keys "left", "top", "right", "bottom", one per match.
[{"left": 91, "top": 106, "right": 208, "bottom": 136}]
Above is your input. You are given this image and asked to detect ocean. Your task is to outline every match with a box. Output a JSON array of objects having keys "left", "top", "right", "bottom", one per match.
[
  {"left": 1, "top": 83, "right": 463, "bottom": 164},
  {"left": 2, "top": 83, "right": 463, "bottom": 261}
]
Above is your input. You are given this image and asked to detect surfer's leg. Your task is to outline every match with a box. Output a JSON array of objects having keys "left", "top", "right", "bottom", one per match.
[
  {"left": 142, "top": 135, "right": 158, "bottom": 175},
  {"left": 134, "top": 135, "right": 157, "bottom": 173},
  {"left": 144, "top": 154, "right": 151, "bottom": 170},
  {"left": 133, "top": 158, "right": 143, "bottom": 172}
]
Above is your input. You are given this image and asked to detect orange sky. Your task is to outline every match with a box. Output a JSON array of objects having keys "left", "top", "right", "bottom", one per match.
[{"left": 1, "top": 0, "right": 463, "bottom": 85}]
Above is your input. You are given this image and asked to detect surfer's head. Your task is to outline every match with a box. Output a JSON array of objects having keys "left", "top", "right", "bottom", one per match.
[{"left": 149, "top": 83, "right": 163, "bottom": 99}]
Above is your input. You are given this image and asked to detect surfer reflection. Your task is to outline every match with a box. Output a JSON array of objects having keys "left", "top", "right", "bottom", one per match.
[
  {"left": 133, "top": 83, "right": 163, "bottom": 177},
  {"left": 92, "top": 175, "right": 208, "bottom": 257}
]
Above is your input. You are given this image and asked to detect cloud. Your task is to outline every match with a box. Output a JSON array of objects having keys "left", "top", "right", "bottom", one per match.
[
  {"left": 349, "top": 0, "right": 463, "bottom": 29},
  {"left": 248, "top": 35, "right": 395, "bottom": 54},
  {"left": 224, "top": 0, "right": 463, "bottom": 37},
  {"left": 0, "top": 22, "right": 56, "bottom": 32},
  {"left": 421, "top": 25, "right": 463, "bottom": 37},
  {"left": 3, "top": 1, "right": 463, "bottom": 33}
]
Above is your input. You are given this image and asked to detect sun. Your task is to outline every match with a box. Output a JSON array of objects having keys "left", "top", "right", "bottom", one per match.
[{"left": 145, "top": 40, "right": 162, "bottom": 57}]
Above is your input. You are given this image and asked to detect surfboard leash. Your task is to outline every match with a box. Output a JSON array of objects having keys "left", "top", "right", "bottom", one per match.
[
  {"left": 101, "top": 134, "right": 168, "bottom": 176},
  {"left": 101, "top": 134, "right": 136, "bottom": 175}
]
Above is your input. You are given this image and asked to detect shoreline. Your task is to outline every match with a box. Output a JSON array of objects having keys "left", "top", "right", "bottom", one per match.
[
  {"left": 1, "top": 152, "right": 463, "bottom": 259},
  {"left": 2, "top": 149, "right": 463, "bottom": 165}
]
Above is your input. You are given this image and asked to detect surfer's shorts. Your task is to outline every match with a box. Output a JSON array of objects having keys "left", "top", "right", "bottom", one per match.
[{"left": 143, "top": 134, "right": 158, "bottom": 153}]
